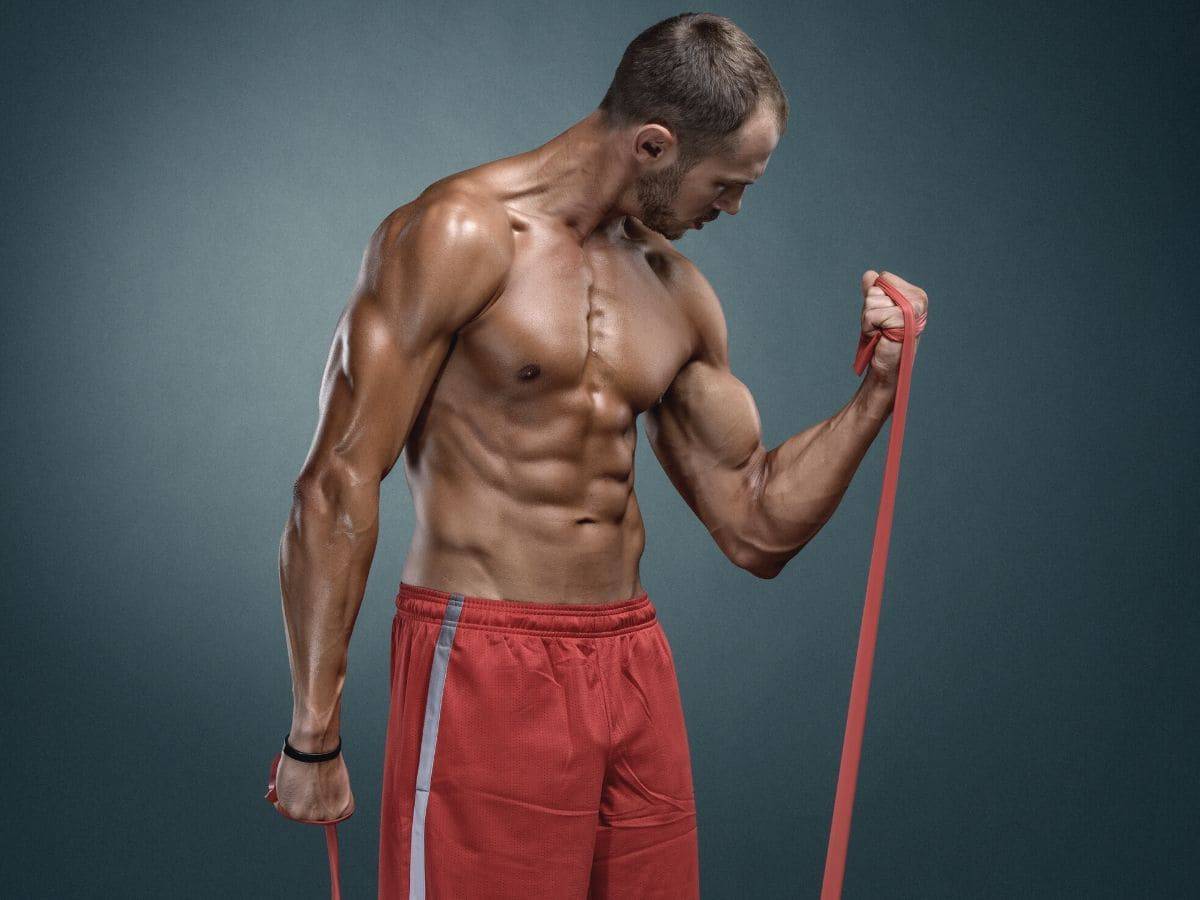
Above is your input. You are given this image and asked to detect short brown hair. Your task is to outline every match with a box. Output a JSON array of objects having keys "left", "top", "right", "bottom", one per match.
[{"left": 598, "top": 13, "right": 789, "bottom": 166}]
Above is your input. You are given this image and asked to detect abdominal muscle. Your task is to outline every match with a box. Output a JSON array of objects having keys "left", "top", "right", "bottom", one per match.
[{"left": 398, "top": 379, "right": 650, "bottom": 606}]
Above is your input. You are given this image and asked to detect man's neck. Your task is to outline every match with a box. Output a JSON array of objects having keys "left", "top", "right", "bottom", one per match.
[{"left": 519, "top": 109, "right": 638, "bottom": 243}]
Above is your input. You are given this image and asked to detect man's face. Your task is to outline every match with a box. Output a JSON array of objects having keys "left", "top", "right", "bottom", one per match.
[{"left": 635, "top": 104, "right": 780, "bottom": 241}]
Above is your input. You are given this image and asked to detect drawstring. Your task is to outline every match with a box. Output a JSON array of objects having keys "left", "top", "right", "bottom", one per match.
[{"left": 822, "top": 274, "right": 924, "bottom": 898}]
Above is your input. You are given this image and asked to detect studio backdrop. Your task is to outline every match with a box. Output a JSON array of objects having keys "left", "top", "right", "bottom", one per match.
[{"left": 2, "top": 0, "right": 1196, "bottom": 897}]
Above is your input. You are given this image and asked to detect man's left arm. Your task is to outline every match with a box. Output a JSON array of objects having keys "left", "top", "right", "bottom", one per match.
[{"left": 645, "top": 262, "right": 918, "bottom": 579}]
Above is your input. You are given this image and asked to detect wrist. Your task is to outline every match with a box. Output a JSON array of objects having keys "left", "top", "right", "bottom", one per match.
[
  {"left": 858, "top": 369, "right": 897, "bottom": 420},
  {"left": 287, "top": 720, "right": 341, "bottom": 754}
]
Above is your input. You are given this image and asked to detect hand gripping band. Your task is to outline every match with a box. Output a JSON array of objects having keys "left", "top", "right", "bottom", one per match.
[
  {"left": 853, "top": 277, "right": 927, "bottom": 377},
  {"left": 265, "top": 738, "right": 352, "bottom": 900},
  {"left": 821, "top": 274, "right": 924, "bottom": 898}
]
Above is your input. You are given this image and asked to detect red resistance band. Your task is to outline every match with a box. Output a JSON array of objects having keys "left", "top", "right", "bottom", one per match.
[
  {"left": 264, "top": 273, "right": 924, "bottom": 900},
  {"left": 265, "top": 750, "right": 348, "bottom": 900},
  {"left": 822, "top": 274, "right": 925, "bottom": 898}
]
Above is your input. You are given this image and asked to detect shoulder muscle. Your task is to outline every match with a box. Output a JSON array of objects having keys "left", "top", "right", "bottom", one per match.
[
  {"left": 665, "top": 255, "right": 730, "bottom": 369},
  {"left": 359, "top": 192, "right": 514, "bottom": 345}
]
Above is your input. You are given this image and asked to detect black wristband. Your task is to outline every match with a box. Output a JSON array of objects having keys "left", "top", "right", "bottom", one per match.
[{"left": 283, "top": 733, "right": 342, "bottom": 763}]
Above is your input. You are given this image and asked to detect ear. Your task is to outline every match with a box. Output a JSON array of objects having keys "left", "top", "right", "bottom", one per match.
[{"left": 632, "top": 123, "right": 677, "bottom": 167}]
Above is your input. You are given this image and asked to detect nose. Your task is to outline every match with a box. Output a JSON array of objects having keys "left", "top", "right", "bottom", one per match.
[
  {"left": 714, "top": 196, "right": 741, "bottom": 216},
  {"left": 717, "top": 183, "right": 747, "bottom": 216}
]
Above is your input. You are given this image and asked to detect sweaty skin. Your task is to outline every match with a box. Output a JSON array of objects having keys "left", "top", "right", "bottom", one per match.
[{"left": 272, "top": 105, "right": 927, "bottom": 821}]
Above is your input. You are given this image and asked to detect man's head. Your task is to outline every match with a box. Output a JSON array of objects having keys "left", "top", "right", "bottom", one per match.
[{"left": 598, "top": 13, "right": 788, "bottom": 240}]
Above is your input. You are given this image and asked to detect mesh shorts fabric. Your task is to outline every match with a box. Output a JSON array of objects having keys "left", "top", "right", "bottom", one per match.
[{"left": 378, "top": 581, "right": 700, "bottom": 899}]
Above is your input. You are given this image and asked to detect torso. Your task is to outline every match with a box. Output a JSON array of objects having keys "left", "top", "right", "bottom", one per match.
[{"left": 398, "top": 166, "right": 698, "bottom": 605}]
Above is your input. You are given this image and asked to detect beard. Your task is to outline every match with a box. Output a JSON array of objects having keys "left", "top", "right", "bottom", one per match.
[{"left": 634, "top": 158, "right": 691, "bottom": 240}]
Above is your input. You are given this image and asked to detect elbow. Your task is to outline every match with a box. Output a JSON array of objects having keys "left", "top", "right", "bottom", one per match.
[
  {"left": 729, "top": 540, "right": 794, "bottom": 580},
  {"left": 728, "top": 456, "right": 797, "bottom": 579},
  {"left": 751, "top": 561, "right": 785, "bottom": 580},
  {"left": 291, "top": 467, "right": 339, "bottom": 517},
  {"left": 728, "top": 485, "right": 817, "bottom": 579},
  {"left": 729, "top": 507, "right": 813, "bottom": 579},
  {"left": 739, "top": 553, "right": 786, "bottom": 580},
  {"left": 290, "top": 462, "right": 379, "bottom": 537}
]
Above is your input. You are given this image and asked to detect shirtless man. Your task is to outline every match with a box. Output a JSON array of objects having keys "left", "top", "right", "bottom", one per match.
[{"left": 268, "top": 12, "right": 927, "bottom": 899}]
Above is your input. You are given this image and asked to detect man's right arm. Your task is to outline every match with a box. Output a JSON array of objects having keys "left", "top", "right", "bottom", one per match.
[{"left": 278, "top": 195, "right": 512, "bottom": 761}]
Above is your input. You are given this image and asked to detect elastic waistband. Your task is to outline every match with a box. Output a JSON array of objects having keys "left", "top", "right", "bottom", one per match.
[{"left": 395, "top": 581, "right": 657, "bottom": 637}]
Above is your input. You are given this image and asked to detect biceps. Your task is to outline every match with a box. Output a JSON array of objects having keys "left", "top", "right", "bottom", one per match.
[{"left": 647, "top": 362, "right": 767, "bottom": 520}]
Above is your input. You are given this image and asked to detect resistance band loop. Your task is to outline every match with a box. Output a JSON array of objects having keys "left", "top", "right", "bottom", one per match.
[{"left": 821, "top": 274, "right": 924, "bottom": 898}]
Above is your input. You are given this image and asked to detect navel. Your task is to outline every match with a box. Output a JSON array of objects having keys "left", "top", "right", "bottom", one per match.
[{"left": 517, "top": 363, "right": 541, "bottom": 381}]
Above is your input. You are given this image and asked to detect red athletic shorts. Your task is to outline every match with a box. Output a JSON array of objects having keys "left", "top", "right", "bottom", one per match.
[{"left": 379, "top": 581, "right": 700, "bottom": 899}]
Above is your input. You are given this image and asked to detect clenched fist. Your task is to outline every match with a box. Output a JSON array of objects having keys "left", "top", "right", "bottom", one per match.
[
  {"left": 858, "top": 269, "right": 929, "bottom": 382},
  {"left": 265, "top": 747, "right": 356, "bottom": 825}
]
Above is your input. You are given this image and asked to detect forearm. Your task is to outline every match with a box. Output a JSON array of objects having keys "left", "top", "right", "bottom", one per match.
[
  {"left": 742, "top": 371, "right": 898, "bottom": 576},
  {"left": 278, "top": 471, "right": 380, "bottom": 751}
]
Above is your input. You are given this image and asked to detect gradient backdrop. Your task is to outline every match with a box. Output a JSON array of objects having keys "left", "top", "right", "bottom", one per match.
[{"left": 3, "top": 0, "right": 1196, "bottom": 896}]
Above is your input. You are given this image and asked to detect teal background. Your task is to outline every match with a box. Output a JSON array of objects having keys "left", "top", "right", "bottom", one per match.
[{"left": 3, "top": 0, "right": 1196, "bottom": 896}]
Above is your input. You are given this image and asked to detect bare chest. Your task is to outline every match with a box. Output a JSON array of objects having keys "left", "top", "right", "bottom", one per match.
[{"left": 454, "top": 228, "right": 693, "bottom": 415}]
